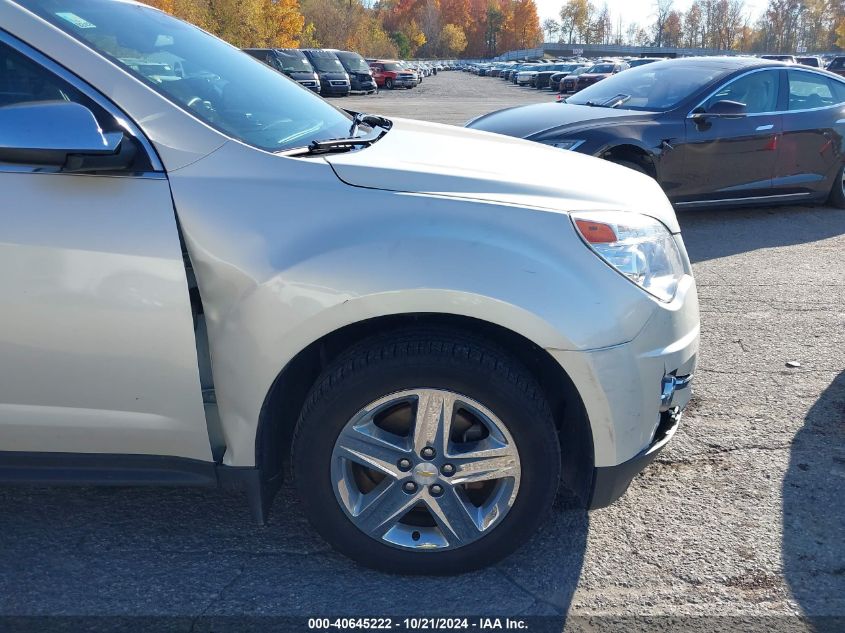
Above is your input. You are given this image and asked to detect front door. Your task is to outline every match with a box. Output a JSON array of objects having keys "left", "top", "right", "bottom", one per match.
[
  {"left": 677, "top": 69, "right": 783, "bottom": 202},
  {"left": 0, "top": 37, "right": 210, "bottom": 461}
]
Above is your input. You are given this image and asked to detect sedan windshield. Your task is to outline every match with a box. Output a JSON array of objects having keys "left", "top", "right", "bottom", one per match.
[
  {"left": 567, "top": 61, "right": 726, "bottom": 111},
  {"left": 589, "top": 64, "right": 616, "bottom": 74},
  {"left": 19, "top": 0, "right": 353, "bottom": 152}
]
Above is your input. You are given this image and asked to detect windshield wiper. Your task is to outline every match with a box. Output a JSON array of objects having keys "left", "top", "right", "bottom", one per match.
[
  {"left": 306, "top": 129, "right": 387, "bottom": 154},
  {"left": 348, "top": 112, "right": 392, "bottom": 137},
  {"left": 280, "top": 114, "right": 392, "bottom": 156}
]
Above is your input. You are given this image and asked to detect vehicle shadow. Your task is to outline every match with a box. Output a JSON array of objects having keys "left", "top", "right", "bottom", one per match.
[
  {"left": 0, "top": 483, "right": 587, "bottom": 629},
  {"left": 678, "top": 205, "right": 845, "bottom": 264},
  {"left": 782, "top": 370, "right": 845, "bottom": 627}
]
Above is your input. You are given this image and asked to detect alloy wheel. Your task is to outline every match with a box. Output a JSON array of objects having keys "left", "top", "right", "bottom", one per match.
[{"left": 330, "top": 389, "right": 521, "bottom": 551}]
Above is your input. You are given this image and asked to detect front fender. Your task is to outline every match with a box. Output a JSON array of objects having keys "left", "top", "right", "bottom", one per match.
[{"left": 169, "top": 141, "right": 656, "bottom": 466}]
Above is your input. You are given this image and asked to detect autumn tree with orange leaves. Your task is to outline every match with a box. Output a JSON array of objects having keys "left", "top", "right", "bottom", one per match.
[
  {"left": 146, "top": 0, "right": 543, "bottom": 57},
  {"left": 146, "top": 0, "right": 304, "bottom": 47}
]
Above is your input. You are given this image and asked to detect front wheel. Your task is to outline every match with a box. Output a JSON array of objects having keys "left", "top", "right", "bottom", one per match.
[
  {"left": 292, "top": 329, "right": 561, "bottom": 574},
  {"left": 385, "top": 78, "right": 394, "bottom": 90},
  {"left": 828, "top": 162, "right": 845, "bottom": 209}
]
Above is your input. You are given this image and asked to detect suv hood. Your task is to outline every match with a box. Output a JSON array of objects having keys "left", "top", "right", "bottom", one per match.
[{"left": 324, "top": 118, "right": 679, "bottom": 232}]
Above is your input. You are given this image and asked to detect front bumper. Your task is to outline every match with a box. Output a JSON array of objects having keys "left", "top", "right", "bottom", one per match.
[
  {"left": 297, "top": 80, "right": 320, "bottom": 93},
  {"left": 589, "top": 403, "right": 683, "bottom": 508},
  {"left": 548, "top": 273, "right": 699, "bottom": 505}
]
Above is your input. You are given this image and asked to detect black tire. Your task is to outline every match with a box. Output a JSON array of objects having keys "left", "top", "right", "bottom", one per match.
[
  {"left": 292, "top": 329, "right": 561, "bottom": 575},
  {"left": 828, "top": 162, "right": 845, "bottom": 209},
  {"left": 385, "top": 78, "right": 394, "bottom": 90}
]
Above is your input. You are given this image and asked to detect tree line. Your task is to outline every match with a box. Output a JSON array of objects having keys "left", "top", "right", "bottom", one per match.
[
  {"left": 146, "top": 0, "right": 543, "bottom": 59},
  {"left": 544, "top": 0, "right": 844, "bottom": 53}
]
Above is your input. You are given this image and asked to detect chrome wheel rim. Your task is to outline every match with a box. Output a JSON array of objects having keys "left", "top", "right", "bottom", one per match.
[{"left": 330, "top": 389, "right": 521, "bottom": 551}]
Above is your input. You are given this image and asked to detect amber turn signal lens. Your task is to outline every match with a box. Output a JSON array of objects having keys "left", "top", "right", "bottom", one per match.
[{"left": 575, "top": 219, "right": 618, "bottom": 243}]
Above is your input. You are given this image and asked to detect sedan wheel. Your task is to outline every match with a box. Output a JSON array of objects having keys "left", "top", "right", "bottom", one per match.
[
  {"left": 293, "top": 329, "right": 561, "bottom": 574},
  {"left": 829, "top": 162, "right": 845, "bottom": 209}
]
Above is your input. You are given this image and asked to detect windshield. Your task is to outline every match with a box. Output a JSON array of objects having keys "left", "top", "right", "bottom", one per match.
[
  {"left": 307, "top": 52, "right": 345, "bottom": 73},
  {"left": 589, "top": 64, "right": 616, "bottom": 73},
  {"left": 566, "top": 61, "right": 726, "bottom": 111},
  {"left": 274, "top": 50, "right": 314, "bottom": 73},
  {"left": 383, "top": 63, "right": 403, "bottom": 72},
  {"left": 336, "top": 52, "right": 370, "bottom": 73},
  {"left": 20, "top": 0, "right": 352, "bottom": 152}
]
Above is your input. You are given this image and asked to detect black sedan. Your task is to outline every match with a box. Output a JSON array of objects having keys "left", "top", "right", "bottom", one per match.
[{"left": 468, "top": 57, "right": 845, "bottom": 209}]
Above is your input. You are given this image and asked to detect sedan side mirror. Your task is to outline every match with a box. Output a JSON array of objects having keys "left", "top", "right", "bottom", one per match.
[
  {"left": 692, "top": 100, "right": 748, "bottom": 122},
  {"left": 0, "top": 101, "right": 133, "bottom": 172}
]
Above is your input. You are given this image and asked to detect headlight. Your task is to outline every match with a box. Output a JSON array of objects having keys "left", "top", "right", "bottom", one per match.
[
  {"left": 550, "top": 140, "right": 585, "bottom": 151},
  {"left": 572, "top": 211, "right": 685, "bottom": 302}
]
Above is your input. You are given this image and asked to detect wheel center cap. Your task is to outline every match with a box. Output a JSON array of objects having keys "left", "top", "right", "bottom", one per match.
[{"left": 412, "top": 462, "right": 438, "bottom": 485}]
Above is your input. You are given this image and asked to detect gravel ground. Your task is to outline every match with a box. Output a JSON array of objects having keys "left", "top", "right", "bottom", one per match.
[{"left": 0, "top": 72, "right": 843, "bottom": 633}]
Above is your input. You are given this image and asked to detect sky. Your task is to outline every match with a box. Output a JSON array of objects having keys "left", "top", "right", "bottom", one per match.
[{"left": 535, "top": 0, "right": 767, "bottom": 33}]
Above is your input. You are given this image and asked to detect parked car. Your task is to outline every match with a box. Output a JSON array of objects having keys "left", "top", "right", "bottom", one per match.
[
  {"left": 573, "top": 62, "right": 629, "bottom": 92},
  {"left": 511, "top": 62, "right": 542, "bottom": 84},
  {"left": 399, "top": 61, "right": 422, "bottom": 84},
  {"left": 468, "top": 57, "right": 845, "bottom": 210},
  {"left": 369, "top": 60, "right": 417, "bottom": 89},
  {"left": 558, "top": 66, "right": 593, "bottom": 93},
  {"left": 534, "top": 63, "right": 581, "bottom": 89},
  {"left": 1, "top": 0, "right": 700, "bottom": 576},
  {"left": 828, "top": 56, "right": 845, "bottom": 78},
  {"left": 627, "top": 58, "right": 662, "bottom": 68},
  {"left": 516, "top": 64, "right": 549, "bottom": 86},
  {"left": 242, "top": 48, "right": 320, "bottom": 93},
  {"left": 761, "top": 54, "right": 797, "bottom": 64},
  {"left": 797, "top": 56, "right": 824, "bottom": 68},
  {"left": 327, "top": 49, "right": 377, "bottom": 94},
  {"left": 301, "top": 48, "right": 350, "bottom": 96}
]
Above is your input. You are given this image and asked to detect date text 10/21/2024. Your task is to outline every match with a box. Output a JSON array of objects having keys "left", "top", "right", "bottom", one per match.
[{"left": 307, "top": 618, "right": 530, "bottom": 630}]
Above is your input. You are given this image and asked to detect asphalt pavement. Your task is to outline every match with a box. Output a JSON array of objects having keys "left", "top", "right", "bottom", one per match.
[{"left": 1, "top": 71, "right": 843, "bottom": 633}]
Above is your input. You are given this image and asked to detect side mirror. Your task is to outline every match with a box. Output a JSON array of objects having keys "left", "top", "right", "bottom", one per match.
[
  {"left": 0, "top": 101, "right": 132, "bottom": 172},
  {"left": 692, "top": 100, "right": 748, "bottom": 122}
]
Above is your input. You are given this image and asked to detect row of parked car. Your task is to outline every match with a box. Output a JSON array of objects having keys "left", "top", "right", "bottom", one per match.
[
  {"left": 243, "top": 48, "right": 457, "bottom": 97},
  {"left": 467, "top": 53, "right": 845, "bottom": 96}
]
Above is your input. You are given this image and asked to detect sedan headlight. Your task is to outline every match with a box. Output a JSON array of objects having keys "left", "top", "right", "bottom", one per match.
[
  {"left": 572, "top": 211, "right": 685, "bottom": 302},
  {"left": 550, "top": 140, "right": 585, "bottom": 151}
]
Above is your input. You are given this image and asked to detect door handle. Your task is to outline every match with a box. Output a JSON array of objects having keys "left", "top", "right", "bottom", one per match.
[{"left": 756, "top": 124, "right": 774, "bottom": 131}]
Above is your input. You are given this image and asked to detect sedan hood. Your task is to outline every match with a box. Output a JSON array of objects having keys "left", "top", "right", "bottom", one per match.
[
  {"left": 323, "top": 117, "right": 679, "bottom": 232},
  {"left": 468, "top": 102, "right": 656, "bottom": 141}
]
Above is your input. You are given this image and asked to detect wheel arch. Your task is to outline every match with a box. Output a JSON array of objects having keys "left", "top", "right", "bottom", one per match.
[
  {"left": 256, "top": 312, "right": 595, "bottom": 512},
  {"left": 599, "top": 142, "right": 658, "bottom": 179}
]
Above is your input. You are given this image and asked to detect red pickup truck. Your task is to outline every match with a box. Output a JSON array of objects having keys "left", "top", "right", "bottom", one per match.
[{"left": 368, "top": 60, "right": 418, "bottom": 89}]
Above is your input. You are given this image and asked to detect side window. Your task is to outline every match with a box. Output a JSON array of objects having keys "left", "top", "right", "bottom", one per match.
[
  {"left": 0, "top": 41, "right": 116, "bottom": 131},
  {"left": 788, "top": 71, "right": 838, "bottom": 110},
  {"left": 0, "top": 40, "right": 151, "bottom": 171},
  {"left": 704, "top": 70, "right": 779, "bottom": 114},
  {"left": 0, "top": 41, "right": 82, "bottom": 107}
]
